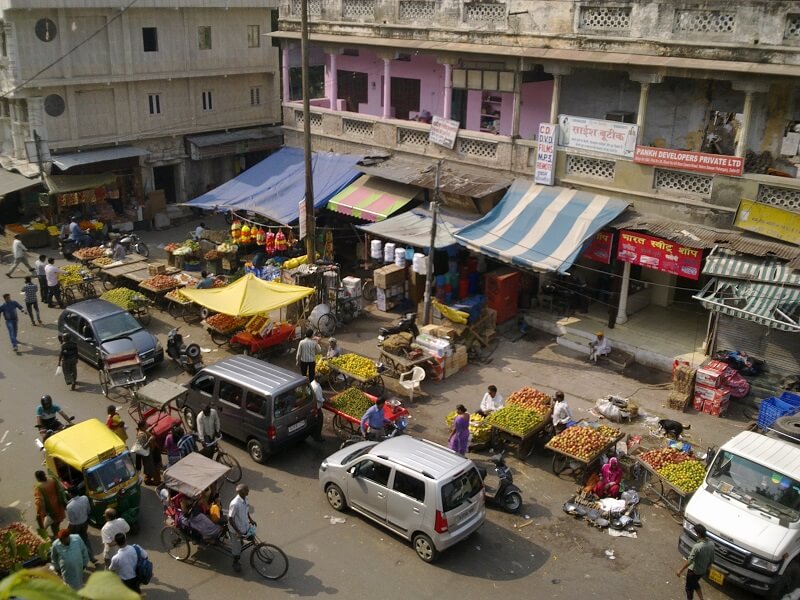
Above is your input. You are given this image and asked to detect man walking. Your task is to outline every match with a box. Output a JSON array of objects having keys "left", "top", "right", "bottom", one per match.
[
  {"left": 0, "top": 292, "right": 25, "bottom": 351},
  {"left": 34, "top": 255, "right": 48, "bottom": 303},
  {"left": 677, "top": 524, "right": 716, "bottom": 600},
  {"left": 45, "top": 257, "right": 64, "bottom": 308},
  {"left": 228, "top": 484, "right": 256, "bottom": 573},
  {"left": 58, "top": 333, "right": 80, "bottom": 390},
  {"left": 6, "top": 234, "right": 35, "bottom": 277},
  {"left": 50, "top": 529, "right": 89, "bottom": 590},
  {"left": 22, "top": 276, "right": 42, "bottom": 326},
  {"left": 109, "top": 532, "right": 145, "bottom": 592},
  {"left": 295, "top": 329, "right": 321, "bottom": 381},
  {"left": 33, "top": 470, "right": 67, "bottom": 537},
  {"left": 100, "top": 508, "right": 129, "bottom": 568},
  {"left": 310, "top": 375, "right": 325, "bottom": 442},
  {"left": 66, "top": 488, "right": 96, "bottom": 563}
]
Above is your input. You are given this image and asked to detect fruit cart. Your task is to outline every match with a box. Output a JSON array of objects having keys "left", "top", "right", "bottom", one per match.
[
  {"left": 378, "top": 348, "right": 437, "bottom": 379},
  {"left": 230, "top": 321, "right": 295, "bottom": 358},
  {"left": 631, "top": 447, "right": 705, "bottom": 518},
  {"left": 72, "top": 245, "right": 107, "bottom": 266},
  {"left": 202, "top": 314, "right": 249, "bottom": 346},
  {"left": 139, "top": 274, "right": 180, "bottom": 308},
  {"left": 99, "top": 260, "right": 152, "bottom": 290},
  {"left": 323, "top": 387, "right": 409, "bottom": 441},
  {"left": 0, "top": 522, "right": 49, "bottom": 577},
  {"left": 100, "top": 288, "right": 152, "bottom": 326},
  {"left": 488, "top": 406, "right": 553, "bottom": 458},
  {"left": 165, "top": 288, "right": 198, "bottom": 321},
  {"left": 61, "top": 271, "right": 99, "bottom": 305},
  {"left": 327, "top": 353, "right": 385, "bottom": 398},
  {"left": 545, "top": 423, "right": 625, "bottom": 480}
]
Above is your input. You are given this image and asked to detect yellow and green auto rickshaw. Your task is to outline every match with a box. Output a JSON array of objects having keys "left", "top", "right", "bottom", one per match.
[{"left": 43, "top": 418, "right": 141, "bottom": 531}]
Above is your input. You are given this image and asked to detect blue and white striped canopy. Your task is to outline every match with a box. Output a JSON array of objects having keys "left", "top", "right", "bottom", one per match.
[{"left": 454, "top": 180, "right": 629, "bottom": 273}]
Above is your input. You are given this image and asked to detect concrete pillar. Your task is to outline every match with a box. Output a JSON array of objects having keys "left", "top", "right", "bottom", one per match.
[
  {"left": 382, "top": 58, "right": 391, "bottom": 119},
  {"left": 549, "top": 75, "right": 562, "bottom": 125},
  {"left": 636, "top": 82, "right": 650, "bottom": 145},
  {"left": 281, "top": 47, "right": 291, "bottom": 103},
  {"left": 511, "top": 64, "right": 522, "bottom": 138},
  {"left": 443, "top": 63, "right": 452, "bottom": 120},
  {"left": 736, "top": 90, "right": 754, "bottom": 158},
  {"left": 616, "top": 261, "right": 631, "bottom": 325},
  {"left": 329, "top": 52, "right": 338, "bottom": 111}
]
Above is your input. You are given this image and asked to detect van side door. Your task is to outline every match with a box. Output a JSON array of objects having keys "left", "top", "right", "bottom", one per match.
[
  {"left": 347, "top": 458, "right": 391, "bottom": 524},
  {"left": 242, "top": 391, "right": 268, "bottom": 442},
  {"left": 216, "top": 380, "right": 245, "bottom": 441},
  {"left": 386, "top": 469, "right": 427, "bottom": 537},
  {"left": 187, "top": 372, "right": 217, "bottom": 424}
]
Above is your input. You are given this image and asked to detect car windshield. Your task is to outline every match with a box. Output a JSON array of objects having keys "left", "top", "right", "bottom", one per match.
[
  {"left": 85, "top": 452, "right": 137, "bottom": 493},
  {"left": 441, "top": 466, "right": 483, "bottom": 513},
  {"left": 707, "top": 450, "right": 800, "bottom": 522},
  {"left": 94, "top": 312, "right": 142, "bottom": 341}
]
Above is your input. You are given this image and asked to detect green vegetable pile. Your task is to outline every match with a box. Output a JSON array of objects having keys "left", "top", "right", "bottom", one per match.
[
  {"left": 101, "top": 288, "right": 144, "bottom": 311},
  {"left": 331, "top": 387, "right": 373, "bottom": 419},
  {"left": 487, "top": 405, "right": 542, "bottom": 436}
]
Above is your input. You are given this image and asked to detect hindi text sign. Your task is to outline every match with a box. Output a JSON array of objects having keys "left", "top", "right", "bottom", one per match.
[
  {"left": 558, "top": 115, "right": 638, "bottom": 158},
  {"left": 616, "top": 230, "right": 703, "bottom": 280},
  {"left": 581, "top": 231, "right": 614, "bottom": 264},
  {"left": 429, "top": 116, "right": 460, "bottom": 150}
]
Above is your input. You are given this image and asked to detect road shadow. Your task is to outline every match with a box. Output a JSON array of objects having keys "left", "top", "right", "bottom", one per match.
[{"left": 245, "top": 554, "right": 338, "bottom": 597}]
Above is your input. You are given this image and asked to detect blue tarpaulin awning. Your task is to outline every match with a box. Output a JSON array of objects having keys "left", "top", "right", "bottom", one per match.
[
  {"left": 454, "top": 180, "right": 629, "bottom": 274},
  {"left": 182, "top": 147, "right": 361, "bottom": 225}
]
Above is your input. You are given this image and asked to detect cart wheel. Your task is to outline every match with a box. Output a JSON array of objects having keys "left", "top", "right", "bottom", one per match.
[
  {"left": 63, "top": 287, "right": 76, "bottom": 305},
  {"left": 329, "top": 372, "right": 349, "bottom": 393},
  {"left": 99, "top": 369, "right": 110, "bottom": 397},
  {"left": 362, "top": 281, "right": 376, "bottom": 302},
  {"left": 520, "top": 437, "right": 536, "bottom": 460},
  {"left": 135, "top": 307, "right": 151, "bottom": 327},
  {"left": 217, "top": 451, "right": 242, "bottom": 484},
  {"left": 332, "top": 414, "right": 357, "bottom": 441},
  {"left": 182, "top": 407, "right": 197, "bottom": 432},
  {"left": 161, "top": 526, "right": 191, "bottom": 561},
  {"left": 200, "top": 308, "right": 212, "bottom": 320},
  {"left": 250, "top": 542, "right": 288, "bottom": 580},
  {"left": 210, "top": 329, "right": 229, "bottom": 346},
  {"left": 168, "top": 301, "right": 185, "bottom": 320},
  {"left": 102, "top": 277, "right": 115, "bottom": 291},
  {"left": 363, "top": 376, "right": 385, "bottom": 399},
  {"left": 317, "top": 313, "right": 336, "bottom": 336},
  {"left": 552, "top": 453, "right": 569, "bottom": 475}
]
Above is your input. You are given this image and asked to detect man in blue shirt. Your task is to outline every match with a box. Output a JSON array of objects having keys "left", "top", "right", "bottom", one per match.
[
  {"left": 68, "top": 217, "right": 92, "bottom": 248},
  {"left": 195, "top": 271, "right": 215, "bottom": 289},
  {"left": 0, "top": 292, "right": 25, "bottom": 351},
  {"left": 360, "top": 398, "right": 390, "bottom": 441}
]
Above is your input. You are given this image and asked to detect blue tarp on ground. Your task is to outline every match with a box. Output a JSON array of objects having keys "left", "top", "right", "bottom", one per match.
[{"left": 182, "top": 147, "right": 362, "bottom": 225}]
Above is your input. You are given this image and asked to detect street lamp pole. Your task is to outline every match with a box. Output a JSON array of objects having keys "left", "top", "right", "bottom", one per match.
[
  {"left": 301, "top": 0, "right": 315, "bottom": 262},
  {"left": 422, "top": 160, "right": 441, "bottom": 325}
]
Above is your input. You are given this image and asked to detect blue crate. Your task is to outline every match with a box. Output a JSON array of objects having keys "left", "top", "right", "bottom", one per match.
[
  {"left": 779, "top": 391, "right": 800, "bottom": 407},
  {"left": 757, "top": 397, "right": 800, "bottom": 430}
]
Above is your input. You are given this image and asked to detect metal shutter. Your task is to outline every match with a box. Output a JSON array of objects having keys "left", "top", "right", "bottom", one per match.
[{"left": 715, "top": 315, "right": 800, "bottom": 375}]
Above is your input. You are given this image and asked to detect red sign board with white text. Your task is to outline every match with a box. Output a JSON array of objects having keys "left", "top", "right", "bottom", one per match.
[
  {"left": 616, "top": 230, "right": 703, "bottom": 280},
  {"left": 634, "top": 146, "right": 744, "bottom": 177},
  {"left": 581, "top": 231, "right": 613, "bottom": 264}
]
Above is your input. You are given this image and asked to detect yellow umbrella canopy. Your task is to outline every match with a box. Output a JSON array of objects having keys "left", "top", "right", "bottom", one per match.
[{"left": 180, "top": 273, "right": 314, "bottom": 317}]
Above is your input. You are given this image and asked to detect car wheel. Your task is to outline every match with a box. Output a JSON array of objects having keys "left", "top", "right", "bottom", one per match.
[
  {"left": 182, "top": 407, "right": 196, "bottom": 432},
  {"left": 325, "top": 484, "right": 347, "bottom": 512},
  {"left": 248, "top": 439, "right": 266, "bottom": 464},
  {"left": 412, "top": 533, "right": 438, "bottom": 563},
  {"left": 769, "top": 560, "right": 799, "bottom": 600}
]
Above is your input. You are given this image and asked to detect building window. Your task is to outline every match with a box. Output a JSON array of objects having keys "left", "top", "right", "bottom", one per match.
[
  {"left": 148, "top": 94, "right": 161, "bottom": 115},
  {"left": 247, "top": 25, "right": 260, "bottom": 48},
  {"left": 198, "top": 26, "right": 212, "bottom": 50},
  {"left": 0, "top": 99, "right": 9, "bottom": 118},
  {"left": 0, "top": 26, "right": 6, "bottom": 58},
  {"left": 142, "top": 27, "right": 158, "bottom": 52},
  {"left": 250, "top": 87, "right": 261, "bottom": 106},
  {"left": 202, "top": 90, "right": 213, "bottom": 111}
]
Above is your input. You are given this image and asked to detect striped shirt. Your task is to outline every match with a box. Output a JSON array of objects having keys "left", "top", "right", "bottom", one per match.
[
  {"left": 22, "top": 282, "right": 38, "bottom": 304},
  {"left": 296, "top": 338, "right": 321, "bottom": 363}
]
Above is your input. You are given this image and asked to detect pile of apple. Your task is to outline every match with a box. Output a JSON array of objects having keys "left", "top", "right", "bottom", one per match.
[
  {"left": 507, "top": 387, "right": 552, "bottom": 414},
  {"left": 547, "top": 426, "right": 610, "bottom": 461},
  {"left": 639, "top": 448, "right": 690, "bottom": 470}
]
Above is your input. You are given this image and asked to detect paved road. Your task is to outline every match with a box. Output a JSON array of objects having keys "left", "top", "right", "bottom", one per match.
[{"left": 0, "top": 279, "right": 753, "bottom": 599}]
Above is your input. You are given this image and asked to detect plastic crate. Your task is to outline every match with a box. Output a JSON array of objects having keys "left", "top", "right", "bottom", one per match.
[
  {"left": 757, "top": 397, "right": 800, "bottom": 430},
  {"left": 779, "top": 391, "right": 800, "bottom": 407}
]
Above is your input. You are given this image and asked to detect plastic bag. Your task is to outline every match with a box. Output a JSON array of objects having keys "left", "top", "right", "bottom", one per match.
[
  {"left": 55, "top": 365, "right": 62, "bottom": 376},
  {"left": 596, "top": 398, "right": 623, "bottom": 422}
]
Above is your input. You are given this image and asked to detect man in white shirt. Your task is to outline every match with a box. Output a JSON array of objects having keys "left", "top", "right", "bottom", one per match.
[
  {"left": 589, "top": 331, "right": 611, "bottom": 362},
  {"left": 6, "top": 234, "right": 34, "bottom": 277},
  {"left": 196, "top": 404, "right": 220, "bottom": 457},
  {"left": 193, "top": 222, "right": 206, "bottom": 241},
  {"left": 66, "top": 489, "right": 95, "bottom": 561},
  {"left": 109, "top": 532, "right": 145, "bottom": 592},
  {"left": 310, "top": 376, "right": 325, "bottom": 442},
  {"left": 228, "top": 484, "right": 256, "bottom": 573},
  {"left": 100, "top": 508, "right": 130, "bottom": 567},
  {"left": 44, "top": 257, "right": 64, "bottom": 308},
  {"left": 551, "top": 391, "right": 573, "bottom": 433},
  {"left": 34, "top": 255, "right": 48, "bottom": 303},
  {"left": 477, "top": 385, "right": 504, "bottom": 416}
]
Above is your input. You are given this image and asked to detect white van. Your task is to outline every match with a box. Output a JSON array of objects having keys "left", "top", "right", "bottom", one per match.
[{"left": 679, "top": 431, "right": 800, "bottom": 598}]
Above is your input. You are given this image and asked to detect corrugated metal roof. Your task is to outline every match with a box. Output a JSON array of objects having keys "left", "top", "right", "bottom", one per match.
[
  {"left": 51, "top": 146, "right": 148, "bottom": 170},
  {"left": 186, "top": 127, "right": 283, "bottom": 148},
  {"left": 611, "top": 212, "right": 800, "bottom": 270},
  {"left": 0, "top": 168, "right": 39, "bottom": 196},
  {"left": 356, "top": 156, "right": 511, "bottom": 199}
]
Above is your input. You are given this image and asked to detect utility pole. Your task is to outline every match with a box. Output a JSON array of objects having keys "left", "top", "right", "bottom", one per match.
[
  {"left": 301, "top": 0, "right": 316, "bottom": 262},
  {"left": 33, "top": 130, "right": 45, "bottom": 181},
  {"left": 422, "top": 160, "right": 441, "bottom": 325}
]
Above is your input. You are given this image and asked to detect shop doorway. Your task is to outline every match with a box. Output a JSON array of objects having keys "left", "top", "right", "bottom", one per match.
[
  {"left": 390, "top": 77, "right": 420, "bottom": 120},
  {"left": 153, "top": 165, "right": 177, "bottom": 203},
  {"left": 451, "top": 89, "right": 468, "bottom": 129},
  {"left": 337, "top": 70, "right": 368, "bottom": 113}
]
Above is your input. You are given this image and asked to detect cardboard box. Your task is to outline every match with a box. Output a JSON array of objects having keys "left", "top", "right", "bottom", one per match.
[
  {"left": 148, "top": 264, "right": 166, "bottom": 276},
  {"left": 373, "top": 264, "right": 406, "bottom": 289},
  {"left": 694, "top": 383, "right": 731, "bottom": 404},
  {"left": 692, "top": 396, "right": 705, "bottom": 411},
  {"left": 696, "top": 363, "right": 727, "bottom": 388},
  {"left": 703, "top": 397, "right": 730, "bottom": 417}
]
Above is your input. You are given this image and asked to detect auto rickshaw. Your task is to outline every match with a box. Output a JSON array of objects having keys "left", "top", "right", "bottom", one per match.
[{"left": 43, "top": 418, "right": 141, "bottom": 531}]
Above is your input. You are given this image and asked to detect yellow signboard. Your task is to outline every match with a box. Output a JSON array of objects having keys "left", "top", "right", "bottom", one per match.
[{"left": 734, "top": 199, "right": 800, "bottom": 245}]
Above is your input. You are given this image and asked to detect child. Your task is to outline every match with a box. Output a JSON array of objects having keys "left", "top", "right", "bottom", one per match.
[{"left": 106, "top": 406, "right": 128, "bottom": 442}]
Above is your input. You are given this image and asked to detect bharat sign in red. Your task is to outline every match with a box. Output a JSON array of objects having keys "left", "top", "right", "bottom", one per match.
[{"left": 616, "top": 230, "right": 703, "bottom": 280}]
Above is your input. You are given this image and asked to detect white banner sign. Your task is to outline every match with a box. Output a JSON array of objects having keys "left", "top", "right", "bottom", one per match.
[
  {"left": 534, "top": 123, "right": 557, "bottom": 186},
  {"left": 428, "top": 116, "right": 460, "bottom": 149},
  {"left": 558, "top": 115, "right": 638, "bottom": 158},
  {"left": 298, "top": 200, "right": 306, "bottom": 240}
]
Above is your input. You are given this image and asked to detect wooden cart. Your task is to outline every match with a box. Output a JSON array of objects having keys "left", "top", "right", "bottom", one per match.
[
  {"left": 546, "top": 430, "right": 625, "bottom": 480},
  {"left": 99, "top": 259, "right": 151, "bottom": 290},
  {"left": 322, "top": 392, "right": 408, "bottom": 441},
  {"left": 202, "top": 318, "right": 248, "bottom": 346},
  {"left": 378, "top": 348, "right": 436, "bottom": 378},
  {"left": 632, "top": 453, "right": 695, "bottom": 518},
  {"left": 61, "top": 273, "right": 99, "bottom": 305},
  {"left": 327, "top": 360, "right": 385, "bottom": 398},
  {"left": 165, "top": 291, "right": 197, "bottom": 321},
  {"left": 489, "top": 407, "right": 553, "bottom": 459}
]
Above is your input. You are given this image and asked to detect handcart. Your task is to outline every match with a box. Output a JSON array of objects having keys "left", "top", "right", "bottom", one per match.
[
  {"left": 129, "top": 293, "right": 153, "bottom": 326},
  {"left": 323, "top": 391, "right": 409, "bottom": 441},
  {"left": 631, "top": 450, "right": 696, "bottom": 520},
  {"left": 489, "top": 407, "right": 553, "bottom": 459},
  {"left": 62, "top": 272, "right": 98, "bottom": 305},
  {"left": 230, "top": 323, "right": 295, "bottom": 359},
  {"left": 203, "top": 316, "right": 249, "bottom": 346},
  {"left": 378, "top": 348, "right": 436, "bottom": 379},
  {"left": 546, "top": 424, "right": 625, "bottom": 480},
  {"left": 165, "top": 289, "right": 198, "bottom": 322},
  {"left": 327, "top": 360, "right": 385, "bottom": 398},
  {"left": 99, "top": 349, "right": 146, "bottom": 398}
]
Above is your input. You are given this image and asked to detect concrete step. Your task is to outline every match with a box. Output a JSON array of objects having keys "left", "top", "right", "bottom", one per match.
[
  {"left": 556, "top": 333, "right": 635, "bottom": 370},
  {"left": 556, "top": 332, "right": 589, "bottom": 354}
]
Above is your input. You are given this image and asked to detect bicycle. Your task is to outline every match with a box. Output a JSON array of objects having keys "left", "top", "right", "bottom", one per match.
[{"left": 200, "top": 436, "right": 242, "bottom": 484}]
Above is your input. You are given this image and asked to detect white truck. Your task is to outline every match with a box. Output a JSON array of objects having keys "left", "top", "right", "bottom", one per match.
[{"left": 679, "top": 430, "right": 800, "bottom": 598}]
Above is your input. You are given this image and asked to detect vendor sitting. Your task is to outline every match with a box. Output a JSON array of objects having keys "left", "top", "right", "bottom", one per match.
[
  {"left": 111, "top": 238, "right": 126, "bottom": 262},
  {"left": 589, "top": 331, "right": 611, "bottom": 362},
  {"left": 196, "top": 271, "right": 216, "bottom": 289},
  {"left": 326, "top": 337, "right": 342, "bottom": 358},
  {"left": 476, "top": 385, "right": 504, "bottom": 417},
  {"left": 592, "top": 457, "right": 623, "bottom": 499}
]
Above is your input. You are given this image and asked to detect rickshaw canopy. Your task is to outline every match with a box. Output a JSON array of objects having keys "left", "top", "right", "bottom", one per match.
[
  {"left": 179, "top": 273, "right": 313, "bottom": 317},
  {"left": 163, "top": 453, "right": 231, "bottom": 498},
  {"left": 44, "top": 419, "right": 128, "bottom": 470},
  {"left": 134, "top": 378, "right": 188, "bottom": 411}
]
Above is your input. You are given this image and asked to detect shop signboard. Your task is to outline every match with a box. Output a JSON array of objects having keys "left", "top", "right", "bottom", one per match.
[
  {"left": 581, "top": 231, "right": 613, "bottom": 264},
  {"left": 558, "top": 115, "right": 638, "bottom": 158},
  {"left": 633, "top": 146, "right": 744, "bottom": 176},
  {"left": 734, "top": 199, "right": 800, "bottom": 245},
  {"left": 534, "top": 123, "right": 557, "bottom": 185},
  {"left": 617, "top": 230, "right": 703, "bottom": 280},
  {"left": 429, "top": 116, "right": 460, "bottom": 150}
]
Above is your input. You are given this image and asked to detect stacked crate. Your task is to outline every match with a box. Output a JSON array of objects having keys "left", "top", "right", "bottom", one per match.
[{"left": 693, "top": 360, "right": 731, "bottom": 417}]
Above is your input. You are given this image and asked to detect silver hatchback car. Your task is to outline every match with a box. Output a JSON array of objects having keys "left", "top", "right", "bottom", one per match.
[{"left": 319, "top": 436, "right": 486, "bottom": 562}]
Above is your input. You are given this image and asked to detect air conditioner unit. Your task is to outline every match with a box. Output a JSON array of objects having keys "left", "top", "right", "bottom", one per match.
[{"left": 605, "top": 111, "right": 635, "bottom": 123}]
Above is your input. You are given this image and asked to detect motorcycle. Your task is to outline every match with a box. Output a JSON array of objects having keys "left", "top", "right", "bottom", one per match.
[
  {"left": 477, "top": 452, "right": 523, "bottom": 513},
  {"left": 166, "top": 327, "right": 203, "bottom": 374},
  {"left": 118, "top": 233, "right": 149, "bottom": 258},
  {"left": 35, "top": 416, "right": 75, "bottom": 448},
  {"left": 378, "top": 313, "right": 419, "bottom": 344},
  {"left": 59, "top": 237, "right": 78, "bottom": 261}
]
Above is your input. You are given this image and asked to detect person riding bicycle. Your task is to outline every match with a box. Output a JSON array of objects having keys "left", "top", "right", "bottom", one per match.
[
  {"left": 37, "top": 395, "right": 73, "bottom": 437},
  {"left": 360, "top": 398, "right": 390, "bottom": 441},
  {"left": 196, "top": 404, "right": 221, "bottom": 458}
]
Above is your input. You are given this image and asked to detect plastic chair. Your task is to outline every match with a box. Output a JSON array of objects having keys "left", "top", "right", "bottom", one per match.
[{"left": 399, "top": 366, "right": 426, "bottom": 402}]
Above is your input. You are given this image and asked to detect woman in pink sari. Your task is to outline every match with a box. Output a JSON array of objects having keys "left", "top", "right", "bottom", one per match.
[
  {"left": 593, "top": 457, "right": 623, "bottom": 498},
  {"left": 448, "top": 404, "right": 470, "bottom": 456}
]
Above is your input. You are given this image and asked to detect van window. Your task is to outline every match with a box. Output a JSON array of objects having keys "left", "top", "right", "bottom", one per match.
[
  {"left": 441, "top": 467, "right": 483, "bottom": 512},
  {"left": 191, "top": 373, "right": 216, "bottom": 396},
  {"left": 218, "top": 381, "right": 243, "bottom": 407},
  {"left": 245, "top": 392, "right": 266, "bottom": 415},
  {"left": 393, "top": 471, "right": 425, "bottom": 502},
  {"left": 273, "top": 384, "right": 311, "bottom": 418},
  {"left": 354, "top": 459, "right": 391, "bottom": 487}
]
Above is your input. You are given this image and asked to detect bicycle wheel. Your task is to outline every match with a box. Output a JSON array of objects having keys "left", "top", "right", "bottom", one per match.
[
  {"left": 102, "top": 277, "right": 115, "bottom": 291},
  {"left": 362, "top": 376, "right": 384, "bottom": 399},
  {"left": 317, "top": 313, "right": 336, "bottom": 336},
  {"left": 210, "top": 329, "right": 230, "bottom": 346},
  {"left": 168, "top": 300, "right": 185, "bottom": 319},
  {"left": 362, "top": 281, "right": 376, "bottom": 302},
  {"left": 250, "top": 542, "right": 288, "bottom": 580},
  {"left": 217, "top": 450, "right": 242, "bottom": 484},
  {"left": 161, "top": 526, "right": 191, "bottom": 561},
  {"left": 99, "top": 369, "right": 110, "bottom": 397}
]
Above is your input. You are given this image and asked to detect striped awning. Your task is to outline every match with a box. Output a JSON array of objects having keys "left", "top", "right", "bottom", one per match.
[
  {"left": 454, "top": 180, "right": 629, "bottom": 273},
  {"left": 693, "top": 248, "right": 800, "bottom": 332},
  {"left": 326, "top": 175, "right": 419, "bottom": 222}
]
